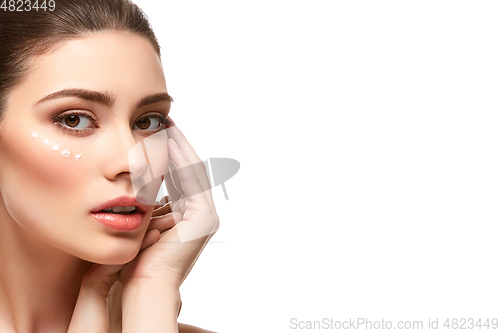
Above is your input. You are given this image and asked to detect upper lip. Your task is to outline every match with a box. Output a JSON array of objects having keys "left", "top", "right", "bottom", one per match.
[{"left": 91, "top": 195, "right": 149, "bottom": 214}]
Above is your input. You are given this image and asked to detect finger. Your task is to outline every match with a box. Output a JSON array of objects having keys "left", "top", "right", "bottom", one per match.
[
  {"left": 140, "top": 229, "right": 160, "bottom": 251},
  {"left": 168, "top": 138, "right": 209, "bottom": 207},
  {"left": 147, "top": 212, "right": 181, "bottom": 233},
  {"left": 164, "top": 160, "right": 182, "bottom": 203},
  {"left": 152, "top": 202, "right": 172, "bottom": 217},
  {"left": 166, "top": 126, "right": 216, "bottom": 211},
  {"left": 166, "top": 126, "right": 211, "bottom": 190},
  {"left": 168, "top": 158, "right": 184, "bottom": 197},
  {"left": 165, "top": 159, "right": 188, "bottom": 216},
  {"left": 166, "top": 125, "right": 206, "bottom": 180},
  {"left": 154, "top": 195, "right": 170, "bottom": 209},
  {"left": 167, "top": 138, "right": 218, "bottom": 242}
]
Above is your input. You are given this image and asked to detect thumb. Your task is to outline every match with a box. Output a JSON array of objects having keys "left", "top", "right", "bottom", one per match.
[{"left": 82, "top": 263, "right": 126, "bottom": 296}]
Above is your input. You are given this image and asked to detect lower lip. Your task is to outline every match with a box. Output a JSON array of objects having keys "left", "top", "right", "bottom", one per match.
[{"left": 91, "top": 212, "right": 144, "bottom": 231}]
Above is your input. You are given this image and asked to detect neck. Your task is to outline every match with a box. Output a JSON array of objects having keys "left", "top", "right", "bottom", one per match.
[{"left": 0, "top": 214, "right": 93, "bottom": 332}]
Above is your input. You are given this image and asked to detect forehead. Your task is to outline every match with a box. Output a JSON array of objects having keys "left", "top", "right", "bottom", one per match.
[{"left": 10, "top": 31, "right": 166, "bottom": 108}]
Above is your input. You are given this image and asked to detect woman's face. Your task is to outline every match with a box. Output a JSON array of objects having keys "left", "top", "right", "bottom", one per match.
[{"left": 0, "top": 31, "right": 170, "bottom": 264}]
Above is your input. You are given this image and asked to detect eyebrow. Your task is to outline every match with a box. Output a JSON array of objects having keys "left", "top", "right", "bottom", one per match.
[{"left": 35, "top": 88, "right": 173, "bottom": 108}]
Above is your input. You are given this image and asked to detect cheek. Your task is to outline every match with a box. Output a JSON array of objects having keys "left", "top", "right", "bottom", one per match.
[
  {"left": 0, "top": 131, "right": 91, "bottom": 224},
  {"left": 0, "top": 131, "right": 151, "bottom": 263}
]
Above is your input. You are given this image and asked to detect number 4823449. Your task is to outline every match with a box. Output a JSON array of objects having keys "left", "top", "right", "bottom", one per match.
[
  {"left": 1, "top": 0, "right": 56, "bottom": 11},
  {"left": 443, "top": 318, "right": 498, "bottom": 330}
]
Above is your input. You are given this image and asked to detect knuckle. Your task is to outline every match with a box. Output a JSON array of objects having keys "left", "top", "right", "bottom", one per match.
[{"left": 211, "top": 213, "right": 220, "bottom": 233}]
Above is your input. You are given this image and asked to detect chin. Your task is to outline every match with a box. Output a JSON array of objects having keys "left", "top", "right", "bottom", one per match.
[{"left": 77, "top": 238, "right": 142, "bottom": 265}]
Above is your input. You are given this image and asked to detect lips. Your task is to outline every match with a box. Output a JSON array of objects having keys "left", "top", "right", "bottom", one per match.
[
  {"left": 91, "top": 195, "right": 150, "bottom": 231},
  {"left": 91, "top": 195, "right": 149, "bottom": 214}
]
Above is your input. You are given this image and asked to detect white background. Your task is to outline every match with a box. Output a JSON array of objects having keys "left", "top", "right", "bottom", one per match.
[{"left": 133, "top": 1, "right": 500, "bottom": 332}]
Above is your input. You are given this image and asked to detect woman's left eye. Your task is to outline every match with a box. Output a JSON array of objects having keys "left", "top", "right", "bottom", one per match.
[{"left": 133, "top": 115, "right": 165, "bottom": 132}]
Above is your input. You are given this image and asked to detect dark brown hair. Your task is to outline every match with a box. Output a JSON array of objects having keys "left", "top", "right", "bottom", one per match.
[{"left": 0, "top": 0, "right": 161, "bottom": 121}]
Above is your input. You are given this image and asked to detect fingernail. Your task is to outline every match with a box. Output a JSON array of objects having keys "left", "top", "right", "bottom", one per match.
[{"left": 147, "top": 229, "right": 159, "bottom": 236}]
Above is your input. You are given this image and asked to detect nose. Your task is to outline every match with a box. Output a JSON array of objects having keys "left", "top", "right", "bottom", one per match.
[{"left": 101, "top": 125, "right": 137, "bottom": 182}]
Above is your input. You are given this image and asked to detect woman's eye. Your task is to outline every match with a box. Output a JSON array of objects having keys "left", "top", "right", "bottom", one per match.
[
  {"left": 52, "top": 112, "right": 98, "bottom": 136},
  {"left": 133, "top": 116, "right": 162, "bottom": 131},
  {"left": 56, "top": 113, "right": 94, "bottom": 129},
  {"left": 54, "top": 113, "right": 97, "bottom": 130}
]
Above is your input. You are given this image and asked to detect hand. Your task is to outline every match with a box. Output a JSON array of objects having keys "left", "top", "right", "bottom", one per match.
[
  {"left": 68, "top": 262, "right": 124, "bottom": 333},
  {"left": 119, "top": 118, "right": 220, "bottom": 288},
  {"left": 68, "top": 118, "right": 219, "bottom": 332}
]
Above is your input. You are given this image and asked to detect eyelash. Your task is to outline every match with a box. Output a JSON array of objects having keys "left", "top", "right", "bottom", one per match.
[{"left": 52, "top": 111, "right": 169, "bottom": 136}]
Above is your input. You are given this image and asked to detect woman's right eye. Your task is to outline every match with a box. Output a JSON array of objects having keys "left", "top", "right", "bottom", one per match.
[
  {"left": 62, "top": 114, "right": 92, "bottom": 129},
  {"left": 52, "top": 112, "right": 98, "bottom": 135}
]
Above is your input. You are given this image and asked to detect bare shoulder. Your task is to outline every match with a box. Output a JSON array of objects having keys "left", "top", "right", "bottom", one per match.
[{"left": 179, "top": 323, "right": 217, "bottom": 333}]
